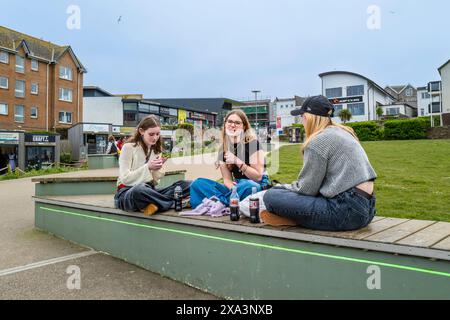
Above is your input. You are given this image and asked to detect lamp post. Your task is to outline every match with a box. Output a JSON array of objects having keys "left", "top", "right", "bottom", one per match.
[{"left": 252, "top": 90, "right": 260, "bottom": 132}]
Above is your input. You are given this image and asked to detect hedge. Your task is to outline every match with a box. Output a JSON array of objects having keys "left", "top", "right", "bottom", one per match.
[
  {"left": 345, "top": 121, "right": 383, "bottom": 141},
  {"left": 383, "top": 118, "right": 430, "bottom": 140}
]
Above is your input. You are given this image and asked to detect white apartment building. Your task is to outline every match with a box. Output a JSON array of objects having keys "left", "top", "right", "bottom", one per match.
[
  {"left": 319, "top": 71, "right": 395, "bottom": 123},
  {"left": 438, "top": 59, "right": 450, "bottom": 125}
]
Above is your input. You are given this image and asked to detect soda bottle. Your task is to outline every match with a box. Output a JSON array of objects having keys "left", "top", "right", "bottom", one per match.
[
  {"left": 230, "top": 186, "right": 240, "bottom": 221},
  {"left": 249, "top": 187, "right": 260, "bottom": 223},
  {"left": 174, "top": 185, "right": 183, "bottom": 212}
]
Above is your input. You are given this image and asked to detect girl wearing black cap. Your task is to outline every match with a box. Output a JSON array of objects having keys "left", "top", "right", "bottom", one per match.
[{"left": 261, "top": 95, "right": 377, "bottom": 231}]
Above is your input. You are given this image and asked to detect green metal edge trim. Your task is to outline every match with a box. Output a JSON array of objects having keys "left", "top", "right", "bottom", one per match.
[{"left": 39, "top": 206, "right": 450, "bottom": 278}]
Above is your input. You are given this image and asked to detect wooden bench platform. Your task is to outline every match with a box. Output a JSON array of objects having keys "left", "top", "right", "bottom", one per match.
[{"left": 32, "top": 175, "right": 450, "bottom": 299}]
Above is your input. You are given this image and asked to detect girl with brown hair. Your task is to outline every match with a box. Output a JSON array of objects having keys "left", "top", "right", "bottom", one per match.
[
  {"left": 189, "top": 110, "right": 268, "bottom": 209},
  {"left": 115, "top": 115, "right": 191, "bottom": 215}
]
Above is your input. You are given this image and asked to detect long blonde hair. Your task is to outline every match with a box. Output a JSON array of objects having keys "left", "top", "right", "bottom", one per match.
[{"left": 302, "top": 113, "right": 359, "bottom": 152}]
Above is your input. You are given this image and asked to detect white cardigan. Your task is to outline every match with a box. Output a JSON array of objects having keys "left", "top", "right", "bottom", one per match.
[{"left": 117, "top": 142, "right": 165, "bottom": 187}]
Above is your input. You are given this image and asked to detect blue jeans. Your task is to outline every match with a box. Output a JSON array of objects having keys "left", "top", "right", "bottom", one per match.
[
  {"left": 190, "top": 176, "right": 269, "bottom": 208},
  {"left": 263, "top": 187, "right": 376, "bottom": 231}
]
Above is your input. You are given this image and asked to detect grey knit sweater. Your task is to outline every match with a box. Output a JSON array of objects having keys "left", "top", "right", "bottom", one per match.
[{"left": 282, "top": 126, "right": 377, "bottom": 198}]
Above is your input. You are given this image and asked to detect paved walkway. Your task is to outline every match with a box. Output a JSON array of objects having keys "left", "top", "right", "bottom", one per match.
[{"left": 0, "top": 154, "right": 220, "bottom": 300}]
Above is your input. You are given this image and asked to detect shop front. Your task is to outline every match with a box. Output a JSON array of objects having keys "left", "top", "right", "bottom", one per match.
[
  {"left": 68, "top": 123, "right": 112, "bottom": 161},
  {"left": 24, "top": 134, "right": 60, "bottom": 170},
  {"left": 0, "top": 131, "right": 60, "bottom": 173}
]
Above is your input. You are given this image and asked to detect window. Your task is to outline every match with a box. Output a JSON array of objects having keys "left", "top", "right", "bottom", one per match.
[
  {"left": 15, "top": 80, "right": 25, "bottom": 98},
  {"left": 31, "top": 59, "right": 39, "bottom": 71},
  {"left": 15, "top": 55, "right": 25, "bottom": 73},
  {"left": 59, "top": 88, "right": 73, "bottom": 102},
  {"left": 59, "top": 111, "right": 72, "bottom": 123},
  {"left": 429, "top": 102, "right": 441, "bottom": 114},
  {"left": 333, "top": 105, "right": 343, "bottom": 117},
  {"left": 422, "top": 92, "right": 430, "bottom": 99},
  {"left": 0, "top": 76, "right": 8, "bottom": 89},
  {"left": 347, "top": 103, "right": 365, "bottom": 116},
  {"left": 14, "top": 105, "right": 25, "bottom": 122},
  {"left": 0, "top": 103, "right": 7, "bottom": 115},
  {"left": 405, "top": 88, "right": 413, "bottom": 97},
  {"left": 30, "top": 106, "right": 38, "bottom": 118},
  {"left": 31, "top": 82, "right": 39, "bottom": 95},
  {"left": 59, "top": 66, "right": 73, "bottom": 80},
  {"left": 347, "top": 85, "right": 364, "bottom": 97},
  {"left": 386, "top": 107, "right": 400, "bottom": 115},
  {"left": 0, "top": 51, "right": 8, "bottom": 64},
  {"left": 429, "top": 82, "right": 441, "bottom": 92},
  {"left": 123, "top": 103, "right": 138, "bottom": 111},
  {"left": 325, "top": 87, "right": 342, "bottom": 98},
  {"left": 124, "top": 111, "right": 138, "bottom": 126},
  {"left": 421, "top": 109, "right": 425, "bottom": 116}
]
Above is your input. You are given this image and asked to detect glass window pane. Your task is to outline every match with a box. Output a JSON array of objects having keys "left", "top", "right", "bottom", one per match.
[
  {"left": 31, "top": 107, "right": 38, "bottom": 118},
  {"left": 31, "top": 59, "right": 39, "bottom": 70},
  {"left": 347, "top": 85, "right": 364, "bottom": 96},
  {"left": 14, "top": 105, "right": 24, "bottom": 122},
  {"left": 347, "top": 103, "right": 365, "bottom": 116},
  {"left": 0, "top": 51, "right": 8, "bottom": 63},
  {"left": 0, "top": 76, "right": 8, "bottom": 88},
  {"left": 124, "top": 103, "right": 138, "bottom": 111},
  {"left": 325, "top": 88, "right": 342, "bottom": 98},
  {"left": 0, "top": 103, "right": 7, "bottom": 115},
  {"left": 15, "top": 80, "right": 25, "bottom": 97},
  {"left": 15, "top": 56, "right": 24, "bottom": 72}
]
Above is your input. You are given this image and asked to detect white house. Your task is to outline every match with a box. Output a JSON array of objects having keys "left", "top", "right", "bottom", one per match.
[
  {"left": 273, "top": 96, "right": 305, "bottom": 134},
  {"left": 417, "top": 86, "right": 431, "bottom": 117},
  {"left": 380, "top": 103, "right": 416, "bottom": 118},
  {"left": 438, "top": 60, "right": 450, "bottom": 125},
  {"left": 319, "top": 71, "right": 395, "bottom": 123}
]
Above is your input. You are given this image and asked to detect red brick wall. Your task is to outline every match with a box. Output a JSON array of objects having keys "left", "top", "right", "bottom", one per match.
[{"left": 0, "top": 47, "right": 84, "bottom": 132}]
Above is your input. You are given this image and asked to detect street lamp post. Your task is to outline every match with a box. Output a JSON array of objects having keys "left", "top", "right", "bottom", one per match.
[{"left": 252, "top": 90, "right": 260, "bottom": 132}]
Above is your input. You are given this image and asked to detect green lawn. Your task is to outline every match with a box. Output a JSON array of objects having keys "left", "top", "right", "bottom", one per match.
[{"left": 269, "top": 140, "right": 450, "bottom": 222}]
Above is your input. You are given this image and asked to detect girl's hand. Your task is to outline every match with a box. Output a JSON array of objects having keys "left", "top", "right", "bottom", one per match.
[
  {"left": 224, "top": 152, "right": 243, "bottom": 166},
  {"left": 148, "top": 158, "right": 163, "bottom": 171}
]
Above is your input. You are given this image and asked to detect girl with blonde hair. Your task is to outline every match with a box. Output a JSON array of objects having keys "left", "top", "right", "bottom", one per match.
[
  {"left": 189, "top": 110, "right": 268, "bottom": 209},
  {"left": 262, "top": 95, "right": 377, "bottom": 231}
]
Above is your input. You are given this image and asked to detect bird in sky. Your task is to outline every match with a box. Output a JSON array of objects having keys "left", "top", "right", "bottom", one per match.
[{"left": 117, "top": 16, "right": 122, "bottom": 24}]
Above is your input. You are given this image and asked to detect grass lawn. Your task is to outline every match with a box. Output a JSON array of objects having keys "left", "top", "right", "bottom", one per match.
[{"left": 269, "top": 140, "right": 450, "bottom": 222}]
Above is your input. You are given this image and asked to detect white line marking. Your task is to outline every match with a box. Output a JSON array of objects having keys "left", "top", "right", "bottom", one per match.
[{"left": 0, "top": 250, "right": 98, "bottom": 277}]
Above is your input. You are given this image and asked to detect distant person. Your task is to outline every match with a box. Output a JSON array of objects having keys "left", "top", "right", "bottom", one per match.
[
  {"left": 262, "top": 96, "right": 377, "bottom": 231},
  {"left": 117, "top": 137, "right": 125, "bottom": 151},
  {"left": 106, "top": 135, "right": 118, "bottom": 156},
  {"left": 8, "top": 152, "right": 16, "bottom": 171}
]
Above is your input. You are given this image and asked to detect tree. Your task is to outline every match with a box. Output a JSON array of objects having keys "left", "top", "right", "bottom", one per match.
[
  {"left": 339, "top": 109, "right": 352, "bottom": 124},
  {"left": 376, "top": 106, "right": 384, "bottom": 120}
]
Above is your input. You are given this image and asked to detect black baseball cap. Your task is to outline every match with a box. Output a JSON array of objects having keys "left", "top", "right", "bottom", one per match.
[{"left": 291, "top": 95, "right": 335, "bottom": 117}]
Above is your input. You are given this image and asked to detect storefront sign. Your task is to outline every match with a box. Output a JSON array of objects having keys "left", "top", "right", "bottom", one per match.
[
  {"left": 190, "top": 112, "right": 206, "bottom": 120},
  {"left": 0, "top": 132, "right": 20, "bottom": 144},
  {"left": 112, "top": 126, "right": 121, "bottom": 133},
  {"left": 329, "top": 96, "right": 363, "bottom": 104},
  {"left": 83, "top": 124, "right": 110, "bottom": 133},
  {"left": 25, "top": 134, "right": 56, "bottom": 143}
]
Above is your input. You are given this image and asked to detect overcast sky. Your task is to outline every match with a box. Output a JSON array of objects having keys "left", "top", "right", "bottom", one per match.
[{"left": 1, "top": 0, "right": 449, "bottom": 100}]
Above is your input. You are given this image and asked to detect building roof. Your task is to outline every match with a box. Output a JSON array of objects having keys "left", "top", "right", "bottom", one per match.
[
  {"left": 83, "top": 86, "right": 113, "bottom": 97},
  {"left": 438, "top": 59, "right": 450, "bottom": 75},
  {"left": 319, "top": 71, "right": 395, "bottom": 100},
  {"left": 0, "top": 25, "right": 86, "bottom": 72},
  {"left": 148, "top": 98, "right": 244, "bottom": 114}
]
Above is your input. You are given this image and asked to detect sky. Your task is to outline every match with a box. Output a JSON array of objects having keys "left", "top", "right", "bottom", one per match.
[{"left": 1, "top": 0, "right": 449, "bottom": 101}]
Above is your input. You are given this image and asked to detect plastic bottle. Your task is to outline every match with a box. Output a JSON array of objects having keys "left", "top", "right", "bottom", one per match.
[
  {"left": 249, "top": 187, "right": 260, "bottom": 223},
  {"left": 174, "top": 185, "right": 183, "bottom": 212},
  {"left": 230, "top": 186, "right": 240, "bottom": 221}
]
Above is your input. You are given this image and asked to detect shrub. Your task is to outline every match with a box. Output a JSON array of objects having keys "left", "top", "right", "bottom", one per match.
[
  {"left": 178, "top": 123, "right": 194, "bottom": 135},
  {"left": 60, "top": 153, "right": 72, "bottom": 164},
  {"left": 384, "top": 118, "right": 430, "bottom": 140},
  {"left": 345, "top": 121, "right": 383, "bottom": 141}
]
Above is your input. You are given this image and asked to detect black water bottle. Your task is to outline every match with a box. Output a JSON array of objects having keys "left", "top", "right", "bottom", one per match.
[
  {"left": 174, "top": 185, "right": 183, "bottom": 212},
  {"left": 249, "top": 187, "right": 260, "bottom": 223}
]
